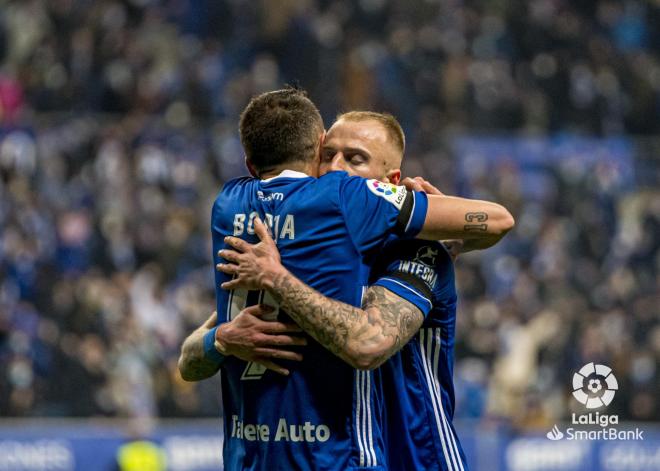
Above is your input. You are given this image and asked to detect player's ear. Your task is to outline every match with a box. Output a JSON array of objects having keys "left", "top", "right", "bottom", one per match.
[
  {"left": 385, "top": 169, "right": 401, "bottom": 185},
  {"left": 310, "top": 130, "right": 325, "bottom": 178},
  {"left": 316, "top": 130, "right": 326, "bottom": 159},
  {"left": 245, "top": 156, "right": 259, "bottom": 178}
]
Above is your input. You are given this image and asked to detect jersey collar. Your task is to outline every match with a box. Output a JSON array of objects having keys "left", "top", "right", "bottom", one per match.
[{"left": 261, "top": 170, "right": 310, "bottom": 182}]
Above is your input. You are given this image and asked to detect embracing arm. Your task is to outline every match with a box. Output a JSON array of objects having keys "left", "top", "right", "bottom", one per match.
[
  {"left": 419, "top": 194, "right": 515, "bottom": 241},
  {"left": 218, "top": 218, "right": 424, "bottom": 370},
  {"left": 178, "top": 312, "right": 222, "bottom": 382},
  {"left": 179, "top": 306, "right": 308, "bottom": 379},
  {"left": 267, "top": 273, "right": 423, "bottom": 370},
  {"left": 401, "top": 176, "right": 514, "bottom": 251}
]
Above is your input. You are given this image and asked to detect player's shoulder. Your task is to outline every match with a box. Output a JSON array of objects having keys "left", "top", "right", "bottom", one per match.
[
  {"left": 308, "top": 171, "right": 356, "bottom": 205},
  {"left": 323, "top": 171, "right": 409, "bottom": 204},
  {"left": 320, "top": 171, "right": 393, "bottom": 189},
  {"left": 220, "top": 175, "right": 256, "bottom": 193},
  {"left": 316, "top": 170, "right": 350, "bottom": 186},
  {"left": 213, "top": 176, "right": 255, "bottom": 202},
  {"left": 211, "top": 176, "right": 256, "bottom": 217},
  {"left": 319, "top": 170, "right": 382, "bottom": 188}
]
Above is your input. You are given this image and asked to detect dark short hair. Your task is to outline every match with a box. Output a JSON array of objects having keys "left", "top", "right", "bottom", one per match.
[
  {"left": 239, "top": 88, "right": 324, "bottom": 175},
  {"left": 336, "top": 111, "right": 405, "bottom": 156}
]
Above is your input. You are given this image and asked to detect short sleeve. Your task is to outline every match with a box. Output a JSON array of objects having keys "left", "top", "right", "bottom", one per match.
[
  {"left": 338, "top": 176, "right": 428, "bottom": 256},
  {"left": 373, "top": 277, "right": 433, "bottom": 316},
  {"left": 370, "top": 240, "right": 453, "bottom": 317}
]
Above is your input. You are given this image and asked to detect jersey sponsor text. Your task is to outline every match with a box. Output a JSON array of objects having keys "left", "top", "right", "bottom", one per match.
[
  {"left": 230, "top": 415, "right": 331, "bottom": 443},
  {"left": 397, "top": 260, "right": 438, "bottom": 288}
]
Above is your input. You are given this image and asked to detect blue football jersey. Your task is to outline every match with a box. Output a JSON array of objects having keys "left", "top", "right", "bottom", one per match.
[
  {"left": 211, "top": 170, "right": 428, "bottom": 471},
  {"left": 370, "top": 240, "right": 468, "bottom": 471}
]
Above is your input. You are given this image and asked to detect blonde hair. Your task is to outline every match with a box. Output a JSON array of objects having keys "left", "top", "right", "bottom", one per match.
[{"left": 336, "top": 111, "right": 405, "bottom": 156}]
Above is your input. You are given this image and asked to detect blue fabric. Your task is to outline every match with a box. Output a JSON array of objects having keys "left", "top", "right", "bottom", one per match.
[
  {"left": 370, "top": 240, "right": 469, "bottom": 470},
  {"left": 210, "top": 171, "right": 428, "bottom": 471},
  {"left": 373, "top": 277, "right": 433, "bottom": 316}
]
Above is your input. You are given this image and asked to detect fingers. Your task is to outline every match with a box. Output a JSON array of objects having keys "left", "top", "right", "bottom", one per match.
[
  {"left": 222, "top": 236, "right": 250, "bottom": 253},
  {"left": 253, "top": 348, "right": 304, "bottom": 362},
  {"left": 261, "top": 322, "right": 304, "bottom": 334},
  {"left": 204, "top": 311, "right": 218, "bottom": 328},
  {"left": 442, "top": 240, "right": 462, "bottom": 261},
  {"left": 253, "top": 346, "right": 306, "bottom": 375},
  {"left": 217, "top": 262, "right": 238, "bottom": 275},
  {"left": 254, "top": 358, "right": 290, "bottom": 376},
  {"left": 401, "top": 177, "right": 423, "bottom": 192},
  {"left": 417, "top": 177, "right": 443, "bottom": 195},
  {"left": 241, "top": 304, "right": 275, "bottom": 318},
  {"left": 401, "top": 177, "right": 417, "bottom": 191},
  {"left": 220, "top": 279, "right": 241, "bottom": 290},
  {"left": 259, "top": 334, "right": 308, "bottom": 347},
  {"left": 253, "top": 217, "right": 274, "bottom": 243},
  {"left": 401, "top": 176, "right": 443, "bottom": 195},
  {"left": 218, "top": 248, "right": 242, "bottom": 263}
]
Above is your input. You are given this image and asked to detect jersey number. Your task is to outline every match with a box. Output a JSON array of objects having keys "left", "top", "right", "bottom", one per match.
[{"left": 228, "top": 288, "right": 280, "bottom": 380}]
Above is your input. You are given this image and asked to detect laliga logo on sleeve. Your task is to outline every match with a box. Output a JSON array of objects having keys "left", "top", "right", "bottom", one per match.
[
  {"left": 366, "top": 179, "right": 407, "bottom": 210},
  {"left": 572, "top": 362, "right": 618, "bottom": 409},
  {"left": 370, "top": 180, "right": 397, "bottom": 196}
]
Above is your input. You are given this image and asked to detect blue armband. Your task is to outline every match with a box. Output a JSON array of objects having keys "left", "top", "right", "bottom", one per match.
[{"left": 203, "top": 326, "right": 226, "bottom": 365}]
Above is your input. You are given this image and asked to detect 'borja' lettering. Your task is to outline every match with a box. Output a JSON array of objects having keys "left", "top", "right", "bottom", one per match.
[{"left": 232, "top": 213, "right": 295, "bottom": 241}]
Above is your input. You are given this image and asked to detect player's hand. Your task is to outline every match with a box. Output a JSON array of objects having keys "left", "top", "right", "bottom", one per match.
[
  {"left": 217, "top": 217, "right": 285, "bottom": 291},
  {"left": 442, "top": 240, "right": 463, "bottom": 261},
  {"left": 215, "top": 305, "right": 307, "bottom": 376},
  {"left": 401, "top": 176, "right": 444, "bottom": 195},
  {"left": 402, "top": 178, "right": 466, "bottom": 260}
]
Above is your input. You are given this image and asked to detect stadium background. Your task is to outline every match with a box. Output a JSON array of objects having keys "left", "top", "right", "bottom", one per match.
[{"left": 0, "top": 0, "right": 658, "bottom": 470}]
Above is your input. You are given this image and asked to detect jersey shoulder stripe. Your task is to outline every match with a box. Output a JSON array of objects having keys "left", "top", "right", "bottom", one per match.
[{"left": 373, "top": 277, "right": 432, "bottom": 315}]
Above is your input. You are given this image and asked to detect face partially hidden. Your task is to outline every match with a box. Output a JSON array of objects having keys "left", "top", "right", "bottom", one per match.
[{"left": 319, "top": 119, "right": 402, "bottom": 184}]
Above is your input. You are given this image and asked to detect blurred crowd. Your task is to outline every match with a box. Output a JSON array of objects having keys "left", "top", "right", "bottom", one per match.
[
  {"left": 0, "top": 0, "right": 658, "bottom": 426},
  {"left": 2, "top": 0, "right": 660, "bottom": 134},
  {"left": 446, "top": 137, "right": 659, "bottom": 426}
]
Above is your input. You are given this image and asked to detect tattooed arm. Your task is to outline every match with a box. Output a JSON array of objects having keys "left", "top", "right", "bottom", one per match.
[
  {"left": 418, "top": 195, "right": 515, "bottom": 241},
  {"left": 178, "top": 307, "right": 308, "bottom": 380},
  {"left": 271, "top": 277, "right": 423, "bottom": 370},
  {"left": 178, "top": 312, "right": 222, "bottom": 381},
  {"left": 218, "top": 218, "right": 424, "bottom": 370},
  {"left": 400, "top": 176, "right": 513, "bottom": 254}
]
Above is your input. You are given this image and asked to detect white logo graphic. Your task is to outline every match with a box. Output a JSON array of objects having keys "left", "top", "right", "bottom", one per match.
[
  {"left": 257, "top": 190, "right": 284, "bottom": 202},
  {"left": 546, "top": 425, "right": 564, "bottom": 440},
  {"left": 415, "top": 246, "right": 438, "bottom": 266},
  {"left": 544, "top": 363, "right": 644, "bottom": 441},
  {"left": 588, "top": 378, "right": 602, "bottom": 394},
  {"left": 572, "top": 362, "right": 618, "bottom": 409},
  {"left": 365, "top": 179, "right": 407, "bottom": 210}
]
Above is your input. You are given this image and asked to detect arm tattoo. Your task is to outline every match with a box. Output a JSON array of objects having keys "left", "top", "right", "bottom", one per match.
[
  {"left": 268, "top": 271, "right": 423, "bottom": 368},
  {"left": 464, "top": 211, "right": 488, "bottom": 232},
  {"left": 178, "top": 329, "right": 221, "bottom": 381},
  {"left": 359, "top": 286, "right": 425, "bottom": 365}
]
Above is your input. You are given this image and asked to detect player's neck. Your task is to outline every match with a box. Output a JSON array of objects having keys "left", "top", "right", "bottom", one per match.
[{"left": 259, "top": 161, "right": 317, "bottom": 179}]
